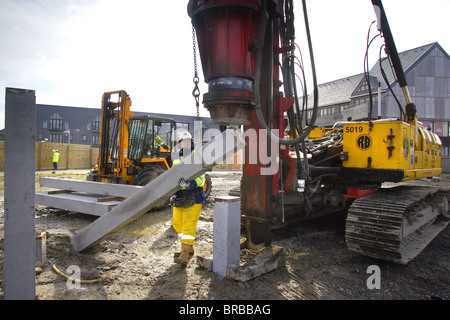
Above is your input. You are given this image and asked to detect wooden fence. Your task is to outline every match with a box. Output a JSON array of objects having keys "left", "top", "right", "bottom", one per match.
[
  {"left": 0, "top": 141, "right": 99, "bottom": 171},
  {"left": 0, "top": 141, "right": 243, "bottom": 171}
]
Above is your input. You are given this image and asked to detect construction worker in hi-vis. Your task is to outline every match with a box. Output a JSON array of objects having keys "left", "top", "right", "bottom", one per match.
[
  {"left": 52, "top": 149, "right": 60, "bottom": 172},
  {"left": 171, "top": 131, "right": 206, "bottom": 265}
]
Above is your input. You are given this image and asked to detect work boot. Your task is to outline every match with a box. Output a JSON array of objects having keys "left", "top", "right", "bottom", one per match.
[
  {"left": 174, "top": 244, "right": 194, "bottom": 265},
  {"left": 174, "top": 244, "right": 194, "bottom": 258}
]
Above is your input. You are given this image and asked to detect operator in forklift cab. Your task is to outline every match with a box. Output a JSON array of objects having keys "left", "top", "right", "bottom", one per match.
[
  {"left": 144, "top": 132, "right": 166, "bottom": 156},
  {"left": 171, "top": 131, "right": 206, "bottom": 265}
]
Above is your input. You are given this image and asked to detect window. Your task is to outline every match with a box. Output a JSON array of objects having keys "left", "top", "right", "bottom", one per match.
[
  {"left": 176, "top": 123, "right": 189, "bottom": 133},
  {"left": 443, "top": 121, "right": 448, "bottom": 136},
  {"left": 92, "top": 135, "right": 99, "bottom": 146},
  {"left": 49, "top": 134, "right": 62, "bottom": 143},
  {"left": 49, "top": 113, "right": 63, "bottom": 130},
  {"left": 92, "top": 116, "right": 101, "bottom": 131},
  {"left": 358, "top": 82, "right": 369, "bottom": 92}
]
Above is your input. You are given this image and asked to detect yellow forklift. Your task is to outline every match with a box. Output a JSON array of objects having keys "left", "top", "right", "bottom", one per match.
[{"left": 88, "top": 90, "right": 211, "bottom": 209}]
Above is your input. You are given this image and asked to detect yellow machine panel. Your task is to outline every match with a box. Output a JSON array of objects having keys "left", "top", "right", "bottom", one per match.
[
  {"left": 307, "top": 127, "right": 332, "bottom": 140},
  {"left": 342, "top": 120, "right": 442, "bottom": 181}
]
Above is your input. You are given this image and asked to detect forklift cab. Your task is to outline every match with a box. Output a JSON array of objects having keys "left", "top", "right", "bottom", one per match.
[{"left": 128, "top": 116, "right": 189, "bottom": 169}]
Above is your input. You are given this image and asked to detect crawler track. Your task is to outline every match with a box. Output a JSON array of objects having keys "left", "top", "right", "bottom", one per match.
[{"left": 346, "top": 186, "right": 449, "bottom": 264}]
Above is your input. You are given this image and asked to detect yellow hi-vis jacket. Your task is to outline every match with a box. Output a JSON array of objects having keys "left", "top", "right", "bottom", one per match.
[
  {"left": 52, "top": 149, "right": 60, "bottom": 162},
  {"left": 172, "top": 154, "right": 206, "bottom": 204}
]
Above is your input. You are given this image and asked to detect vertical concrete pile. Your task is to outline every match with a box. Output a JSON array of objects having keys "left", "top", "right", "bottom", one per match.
[{"left": 3, "top": 88, "right": 36, "bottom": 299}]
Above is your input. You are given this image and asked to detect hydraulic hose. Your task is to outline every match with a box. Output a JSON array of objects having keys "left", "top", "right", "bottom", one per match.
[
  {"left": 52, "top": 264, "right": 101, "bottom": 284},
  {"left": 254, "top": 0, "right": 319, "bottom": 146}
]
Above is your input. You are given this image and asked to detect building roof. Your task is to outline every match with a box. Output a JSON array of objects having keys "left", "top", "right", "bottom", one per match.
[
  {"left": 351, "top": 75, "right": 379, "bottom": 98},
  {"left": 369, "top": 42, "right": 438, "bottom": 89},
  {"left": 35, "top": 104, "right": 214, "bottom": 129},
  {"left": 306, "top": 73, "right": 364, "bottom": 108},
  {"left": 305, "top": 42, "right": 448, "bottom": 109}
]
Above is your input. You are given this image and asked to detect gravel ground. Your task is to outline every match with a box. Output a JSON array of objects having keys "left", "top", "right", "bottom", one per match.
[{"left": 0, "top": 171, "right": 448, "bottom": 303}]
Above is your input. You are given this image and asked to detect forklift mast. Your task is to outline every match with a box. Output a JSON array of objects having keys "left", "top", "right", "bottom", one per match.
[{"left": 99, "top": 90, "right": 133, "bottom": 181}]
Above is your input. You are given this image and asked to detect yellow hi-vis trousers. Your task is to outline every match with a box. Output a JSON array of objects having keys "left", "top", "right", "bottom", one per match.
[{"left": 172, "top": 204, "right": 202, "bottom": 246}]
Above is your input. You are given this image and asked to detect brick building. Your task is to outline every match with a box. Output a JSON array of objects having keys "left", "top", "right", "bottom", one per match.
[{"left": 29, "top": 104, "right": 217, "bottom": 146}]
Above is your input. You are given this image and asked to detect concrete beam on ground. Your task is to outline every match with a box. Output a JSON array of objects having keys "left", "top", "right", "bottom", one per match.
[
  {"left": 71, "top": 129, "right": 245, "bottom": 252},
  {"left": 3, "top": 88, "right": 36, "bottom": 299},
  {"left": 36, "top": 191, "right": 122, "bottom": 216},
  {"left": 39, "top": 177, "right": 142, "bottom": 198}
]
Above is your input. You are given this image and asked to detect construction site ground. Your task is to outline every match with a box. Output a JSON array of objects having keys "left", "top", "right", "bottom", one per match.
[{"left": 0, "top": 170, "right": 449, "bottom": 301}]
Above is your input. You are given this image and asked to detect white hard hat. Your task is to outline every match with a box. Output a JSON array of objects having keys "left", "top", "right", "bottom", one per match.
[{"left": 177, "top": 131, "right": 192, "bottom": 143}]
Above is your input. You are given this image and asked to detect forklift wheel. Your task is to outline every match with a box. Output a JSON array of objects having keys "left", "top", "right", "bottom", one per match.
[{"left": 134, "top": 165, "right": 170, "bottom": 211}]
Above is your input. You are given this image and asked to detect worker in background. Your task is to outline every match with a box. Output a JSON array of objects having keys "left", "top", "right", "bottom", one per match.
[
  {"left": 144, "top": 133, "right": 167, "bottom": 156},
  {"left": 52, "top": 149, "right": 60, "bottom": 173},
  {"left": 171, "top": 131, "right": 206, "bottom": 265}
]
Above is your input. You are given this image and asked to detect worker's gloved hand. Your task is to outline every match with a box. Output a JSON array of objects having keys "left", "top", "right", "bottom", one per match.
[
  {"left": 169, "top": 195, "right": 177, "bottom": 207},
  {"left": 179, "top": 178, "right": 190, "bottom": 188}
]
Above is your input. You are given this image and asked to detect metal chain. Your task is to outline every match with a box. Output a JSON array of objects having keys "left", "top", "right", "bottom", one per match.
[{"left": 192, "top": 26, "right": 200, "bottom": 119}]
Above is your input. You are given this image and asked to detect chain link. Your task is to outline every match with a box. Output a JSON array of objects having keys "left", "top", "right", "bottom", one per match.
[{"left": 192, "top": 26, "right": 200, "bottom": 119}]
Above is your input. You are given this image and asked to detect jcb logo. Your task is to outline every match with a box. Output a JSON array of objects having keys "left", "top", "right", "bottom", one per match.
[{"left": 356, "top": 134, "right": 372, "bottom": 150}]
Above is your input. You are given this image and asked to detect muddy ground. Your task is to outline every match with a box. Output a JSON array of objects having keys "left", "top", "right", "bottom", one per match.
[{"left": 0, "top": 171, "right": 449, "bottom": 302}]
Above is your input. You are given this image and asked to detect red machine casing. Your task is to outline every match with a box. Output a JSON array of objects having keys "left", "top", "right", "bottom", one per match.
[
  {"left": 191, "top": 0, "right": 295, "bottom": 249},
  {"left": 191, "top": 0, "right": 262, "bottom": 125}
]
